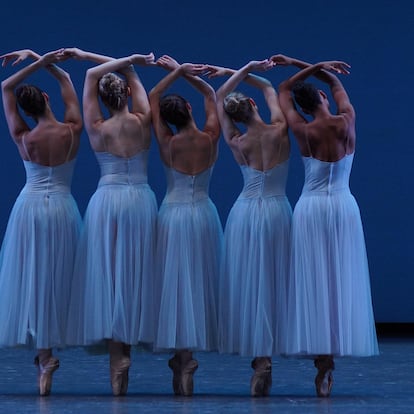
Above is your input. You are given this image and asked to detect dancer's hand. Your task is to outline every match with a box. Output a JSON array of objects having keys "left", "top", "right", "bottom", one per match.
[
  {"left": 269, "top": 54, "right": 293, "bottom": 66},
  {"left": 319, "top": 60, "right": 351, "bottom": 75},
  {"left": 204, "top": 65, "right": 229, "bottom": 78},
  {"left": 156, "top": 55, "right": 180, "bottom": 71},
  {"left": 246, "top": 59, "right": 274, "bottom": 72},
  {"left": 59, "top": 47, "right": 86, "bottom": 60},
  {"left": 131, "top": 52, "right": 155, "bottom": 66},
  {"left": 0, "top": 49, "right": 39, "bottom": 67},
  {"left": 40, "top": 49, "right": 68, "bottom": 66},
  {"left": 180, "top": 63, "right": 209, "bottom": 76}
]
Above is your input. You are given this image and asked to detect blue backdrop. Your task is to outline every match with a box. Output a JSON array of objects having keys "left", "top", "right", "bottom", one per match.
[{"left": 0, "top": 0, "right": 412, "bottom": 322}]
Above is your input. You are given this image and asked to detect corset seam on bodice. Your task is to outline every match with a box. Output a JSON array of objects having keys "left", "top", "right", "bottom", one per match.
[
  {"left": 22, "top": 159, "right": 75, "bottom": 195},
  {"left": 95, "top": 150, "right": 149, "bottom": 187},
  {"left": 301, "top": 153, "right": 354, "bottom": 195},
  {"left": 162, "top": 165, "right": 213, "bottom": 204},
  {"left": 237, "top": 159, "right": 289, "bottom": 199}
]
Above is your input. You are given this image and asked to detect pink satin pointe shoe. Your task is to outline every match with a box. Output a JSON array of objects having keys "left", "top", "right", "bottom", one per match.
[
  {"left": 250, "top": 357, "right": 272, "bottom": 397},
  {"left": 34, "top": 356, "right": 60, "bottom": 396}
]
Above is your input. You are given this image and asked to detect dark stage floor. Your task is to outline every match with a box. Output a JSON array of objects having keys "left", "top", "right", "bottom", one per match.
[{"left": 1, "top": 337, "right": 413, "bottom": 413}]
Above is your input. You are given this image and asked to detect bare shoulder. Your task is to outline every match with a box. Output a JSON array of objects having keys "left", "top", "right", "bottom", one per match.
[
  {"left": 259, "top": 123, "right": 288, "bottom": 151},
  {"left": 265, "top": 122, "right": 288, "bottom": 139},
  {"left": 169, "top": 129, "right": 215, "bottom": 157}
]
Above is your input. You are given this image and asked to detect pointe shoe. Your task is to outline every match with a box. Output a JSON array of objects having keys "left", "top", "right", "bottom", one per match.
[
  {"left": 180, "top": 359, "right": 198, "bottom": 397},
  {"left": 314, "top": 356, "right": 335, "bottom": 398},
  {"left": 315, "top": 369, "right": 333, "bottom": 397},
  {"left": 119, "top": 345, "right": 131, "bottom": 396},
  {"left": 110, "top": 356, "right": 131, "bottom": 396},
  {"left": 168, "top": 355, "right": 182, "bottom": 395},
  {"left": 120, "top": 367, "right": 129, "bottom": 396},
  {"left": 250, "top": 357, "right": 272, "bottom": 397},
  {"left": 34, "top": 356, "right": 60, "bottom": 396},
  {"left": 168, "top": 356, "right": 198, "bottom": 396}
]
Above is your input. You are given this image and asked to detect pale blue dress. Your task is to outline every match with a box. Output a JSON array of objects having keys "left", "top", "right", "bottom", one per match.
[
  {"left": 286, "top": 153, "right": 379, "bottom": 356},
  {"left": 66, "top": 150, "right": 157, "bottom": 346},
  {"left": 155, "top": 166, "right": 223, "bottom": 351},
  {"left": 218, "top": 160, "right": 292, "bottom": 357},
  {"left": 0, "top": 158, "right": 81, "bottom": 349}
]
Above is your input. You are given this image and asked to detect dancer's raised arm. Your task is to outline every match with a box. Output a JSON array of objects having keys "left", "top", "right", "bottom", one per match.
[
  {"left": 1, "top": 49, "right": 82, "bottom": 141},
  {"left": 150, "top": 59, "right": 218, "bottom": 145},
  {"left": 213, "top": 59, "right": 284, "bottom": 148},
  {"left": 276, "top": 55, "right": 354, "bottom": 139},
  {"left": 82, "top": 53, "right": 154, "bottom": 137}
]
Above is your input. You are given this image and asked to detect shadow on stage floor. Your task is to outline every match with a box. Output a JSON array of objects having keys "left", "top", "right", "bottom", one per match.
[{"left": 1, "top": 336, "right": 413, "bottom": 413}]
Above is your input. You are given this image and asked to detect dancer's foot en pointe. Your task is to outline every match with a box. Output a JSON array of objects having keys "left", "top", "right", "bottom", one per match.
[
  {"left": 109, "top": 341, "right": 131, "bottom": 396},
  {"left": 168, "top": 350, "right": 198, "bottom": 396},
  {"left": 250, "top": 356, "right": 272, "bottom": 397},
  {"left": 314, "top": 355, "right": 334, "bottom": 397},
  {"left": 34, "top": 349, "right": 60, "bottom": 396}
]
